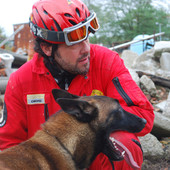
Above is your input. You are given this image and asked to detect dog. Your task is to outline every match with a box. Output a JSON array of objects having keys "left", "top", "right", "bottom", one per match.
[{"left": 0, "top": 89, "right": 146, "bottom": 170}]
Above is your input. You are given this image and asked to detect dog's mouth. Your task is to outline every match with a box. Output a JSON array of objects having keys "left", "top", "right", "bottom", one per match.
[
  {"left": 109, "top": 136, "right": 140, "bottom": 169},
  {"left": 103, "top": 133, "right": 140, "bottom": 170}
]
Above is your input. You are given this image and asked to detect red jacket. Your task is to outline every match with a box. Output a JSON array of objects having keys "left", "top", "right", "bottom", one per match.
[{"left": 0, "top": 44, "right": 154, "bottom": 151}]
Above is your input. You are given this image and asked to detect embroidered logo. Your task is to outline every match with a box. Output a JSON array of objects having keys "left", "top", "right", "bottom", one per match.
[
  {"left": 90, "top": 90, "right": 104, "bottom": 96},
  {"left": 67, "top": 0, "right": 73, "bottom": 5},
  {"left": 27, "top": 94, "right": 45, "bottom": 105}
]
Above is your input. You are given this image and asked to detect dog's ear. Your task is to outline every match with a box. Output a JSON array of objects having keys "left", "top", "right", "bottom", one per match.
[
  {"left": 56, "top": 98, "right": 98, "bottom": 122},
  {"left": 52, "top": 89, "right": 79, "bottom": 101}
]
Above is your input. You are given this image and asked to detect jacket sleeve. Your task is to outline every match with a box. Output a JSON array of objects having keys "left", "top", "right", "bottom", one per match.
[
  {"left": 0, "top": 72, "right": 27, "bottom": 150},
  {"left": 103, "top": 52, "right": 154, "bottom": 136}
]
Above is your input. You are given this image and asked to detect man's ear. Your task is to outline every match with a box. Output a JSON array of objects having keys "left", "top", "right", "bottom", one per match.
[
  {"left": 40, "top": 42, "right": 52, "bottom": 56},
  {"left": 57, "top": 98, "right": 98, "bottom": 123}
]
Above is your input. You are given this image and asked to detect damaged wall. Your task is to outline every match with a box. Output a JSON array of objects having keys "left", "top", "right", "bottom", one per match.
[{"left": 13, "top": 23, "right": 34, "bottom": 55}]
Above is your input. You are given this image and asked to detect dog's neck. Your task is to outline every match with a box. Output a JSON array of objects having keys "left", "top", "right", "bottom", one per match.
[
  {"left": 41, "top": 112, "right": 96, "bottom": 169},
  {"left": 43, "top": 128, "right": 74, "bottom": 158}
]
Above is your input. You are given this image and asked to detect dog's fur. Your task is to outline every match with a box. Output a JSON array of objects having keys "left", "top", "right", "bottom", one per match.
[{"left": 0, "top": 89, "right": 146, "bottom": 170}]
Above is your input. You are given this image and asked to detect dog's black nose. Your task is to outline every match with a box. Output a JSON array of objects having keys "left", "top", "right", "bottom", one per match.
[{"left": 141, "top": 118, "right": 147, "bottom": 125}]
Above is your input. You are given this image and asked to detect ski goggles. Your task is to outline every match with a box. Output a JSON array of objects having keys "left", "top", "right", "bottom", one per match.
[
  {"left": 29, "top": 12, "right": 99, "bottom": 46},
  {"left": 63, "top": 12, "right": 99, "bottom": 46}
]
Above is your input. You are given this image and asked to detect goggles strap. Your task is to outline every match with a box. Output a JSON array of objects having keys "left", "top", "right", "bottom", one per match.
[
  {"left": 29, "top": 20, "right": 65, "bottom": 43},
  {"left": 88, "top": 27, "right": 95, "bottom": 34}
]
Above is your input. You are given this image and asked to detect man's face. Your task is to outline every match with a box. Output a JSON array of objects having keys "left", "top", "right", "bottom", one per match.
[{"left": 54, "top": 39, "right": 90, "bottom": 75}]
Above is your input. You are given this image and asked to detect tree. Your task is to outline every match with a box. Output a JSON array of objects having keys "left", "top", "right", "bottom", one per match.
[
  {"left": 0, "top": 26, "right": 7, "bottom": 43},
  {"left": 114, "top": 0, "right": 169, "bottom": 41},
  {"left": 83, "top": 0, "right": 170, "bottom": 47}
]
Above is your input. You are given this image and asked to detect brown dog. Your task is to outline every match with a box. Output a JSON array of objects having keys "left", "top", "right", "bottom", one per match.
[{"left": 0, "top": 89, "right": 146, "bottom": 170}]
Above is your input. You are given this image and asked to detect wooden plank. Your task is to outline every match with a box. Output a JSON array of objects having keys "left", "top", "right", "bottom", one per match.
[{"left": 136, "top": 71, "right": 170, "bottom": 89}]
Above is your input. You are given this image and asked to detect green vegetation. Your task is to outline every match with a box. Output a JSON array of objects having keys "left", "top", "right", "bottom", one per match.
[
  {"left": 0, "top": 26, "right": 6, "bottom": 44},
  {"left": 1, "top": 0, "right": 170, "bottom": 48},
  {"left": 84, "top": 0, "right": 170, "bottom": 47}
]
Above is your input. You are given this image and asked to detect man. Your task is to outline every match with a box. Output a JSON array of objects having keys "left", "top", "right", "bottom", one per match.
[{"left": 0, "top": 0, "right": 154, "bottom": 169}]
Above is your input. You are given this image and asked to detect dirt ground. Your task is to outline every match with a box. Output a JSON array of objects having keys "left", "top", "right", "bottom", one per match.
[
  {"left": 142, "top": 159, "right": 170, "bottom": 170},
  {"left": 142, "top": 137, "right": 170, "bottom": 170}
]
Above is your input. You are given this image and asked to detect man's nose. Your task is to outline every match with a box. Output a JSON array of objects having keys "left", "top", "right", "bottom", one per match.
[{"left": 80, "top": 39, "right": 90, "bottom": 53}]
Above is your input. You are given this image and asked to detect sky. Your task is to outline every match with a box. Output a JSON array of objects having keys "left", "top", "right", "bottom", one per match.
[
  {"left": 0, "top": 0, "right": 38, "bottom": 36},
  {"left": 0, "top": 0, "right": 170, "bottom": 36}
]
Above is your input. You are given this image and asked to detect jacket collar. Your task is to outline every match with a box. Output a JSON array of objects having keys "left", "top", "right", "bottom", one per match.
[{"left": 31, "top": 53, "right": 48, "bottom": 74}]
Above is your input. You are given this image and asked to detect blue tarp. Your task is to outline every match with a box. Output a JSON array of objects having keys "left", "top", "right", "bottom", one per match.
[{"left": 130, "top": 35, "right": 154, "bottom": 55}]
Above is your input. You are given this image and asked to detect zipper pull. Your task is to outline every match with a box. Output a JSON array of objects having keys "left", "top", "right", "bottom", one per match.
[
  {"left": 65, "top": 78, "right": 69, "bottom": 90},
  {"left": 65, "top": 82, "right": 69, "bottom": 90},
  {"left": 54, "top": 78, "right": 59, "bottom": 83}
]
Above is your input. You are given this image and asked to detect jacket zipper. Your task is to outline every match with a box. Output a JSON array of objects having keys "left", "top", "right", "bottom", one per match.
[
  {"left": 112, "top": 77, "right": 135, "bottom": 106},
  {"left": 44, "top": 104, "right": 49, "bottom": 121}
]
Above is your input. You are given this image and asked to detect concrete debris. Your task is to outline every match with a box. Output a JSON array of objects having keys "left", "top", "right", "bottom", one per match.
[
  {"left": 140, "top": 75, "right": 157, "bottom": 97},
  {"left": 160, "top": 52, "right": 170, "bottom": 71},
  {"left": 0, "top": 48, "right": 27, "bottom": 68},
  {"left": 121, "top": 50, "right": 139, "bottom": 68},
  {"left": 155, "top": 100, "right": 167, "bottom": 112},
  {"left": 0, "top": 53, "right": 14, "bottom": 77},
  {"left": 163, "top": 92, "right": 170, "bottom": 118},
  {"left": 128, "top": 68, "right": 140, "bottom": 86},
  {"left": 139, "top": 133, "right": 164, "bottom": 158},
  {"left": 152, "top": 111, "right": 170, "bottom": 138},
  {"left": 121, "top": 41, "right": 170, "bottom": 164},
  {"left": 0, "top": 77, "right": 9, "bottom": 94}
]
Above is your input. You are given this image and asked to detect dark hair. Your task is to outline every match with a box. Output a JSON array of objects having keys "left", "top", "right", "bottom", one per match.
[{"left": 34, "top": 38, "right": 58, "bottom": 58}]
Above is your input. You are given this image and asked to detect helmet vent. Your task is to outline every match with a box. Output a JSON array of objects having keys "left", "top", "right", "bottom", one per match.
[
  {"left": 35, "top": 8, "right": 48, "bottom": 29},
  {"left": 76, "top": 8, "right": 80, "bottom": 18},
  {"left": 41, "top": 19, "right": 48, "bottom": 29},
  {"left": 44, "top": 10, "right": 48, "bottom": 15},
  {"left": 85, "top": 11, "right": 87, "bottom": 18},
  {"left": 53, "top": 19, "right": 62, "bottom": 31},
  {"left": 68, "top": 20, "right": 77, "bottom": 26},
  {"left": 32, "top": 14, "right": 37, "bottom": 25},
  {"left": 64, "top": 13, "right": 73, "bottom": 18},
  {"left": 82, "top": 5, "right": 87, "bottom": 17},
  {"left": 51, "top": 26, "right": 54, "bottom": 31}
]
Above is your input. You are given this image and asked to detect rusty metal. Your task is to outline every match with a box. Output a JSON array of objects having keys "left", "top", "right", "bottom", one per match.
[{"left": 13, "top": 23, "right": 34, "bottom": 55}]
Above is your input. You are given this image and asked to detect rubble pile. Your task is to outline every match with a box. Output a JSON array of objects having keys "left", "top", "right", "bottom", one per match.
[
  {"left": 122, "top": 41, "right": 170, "bottom": 169},
  {"left": 0, "top": 57, "right": 6, "bottom": 76}
]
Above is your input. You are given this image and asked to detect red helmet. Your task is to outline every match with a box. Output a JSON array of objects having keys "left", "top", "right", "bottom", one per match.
[{"left": 30, "top": 0, "right": 90, "bottom": 44}]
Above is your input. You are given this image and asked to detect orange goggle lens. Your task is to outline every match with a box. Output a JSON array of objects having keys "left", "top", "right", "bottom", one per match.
[
  {"left": 67, "top": 17, "right": 99, "bottom": 42},
  {"left": 67, "top": 25, "right": 87, "bottom": 42},
  {"left": 90, "top": 17, "right": 99, "bottom": 30}
]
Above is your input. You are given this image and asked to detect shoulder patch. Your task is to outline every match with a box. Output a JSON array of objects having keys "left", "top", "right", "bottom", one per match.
[{"left": 0, "top": 102, "right": 7, "bottom": 127}]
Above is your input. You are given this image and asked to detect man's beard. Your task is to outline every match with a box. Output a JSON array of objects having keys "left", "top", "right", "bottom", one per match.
[{"left": 54, "top": 51, "right": 90, "bottom": 75}]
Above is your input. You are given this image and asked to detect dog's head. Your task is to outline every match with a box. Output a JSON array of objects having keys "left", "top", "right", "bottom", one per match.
[{"left": 52, "top": 89, "right": 146, "bottom": 168}]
